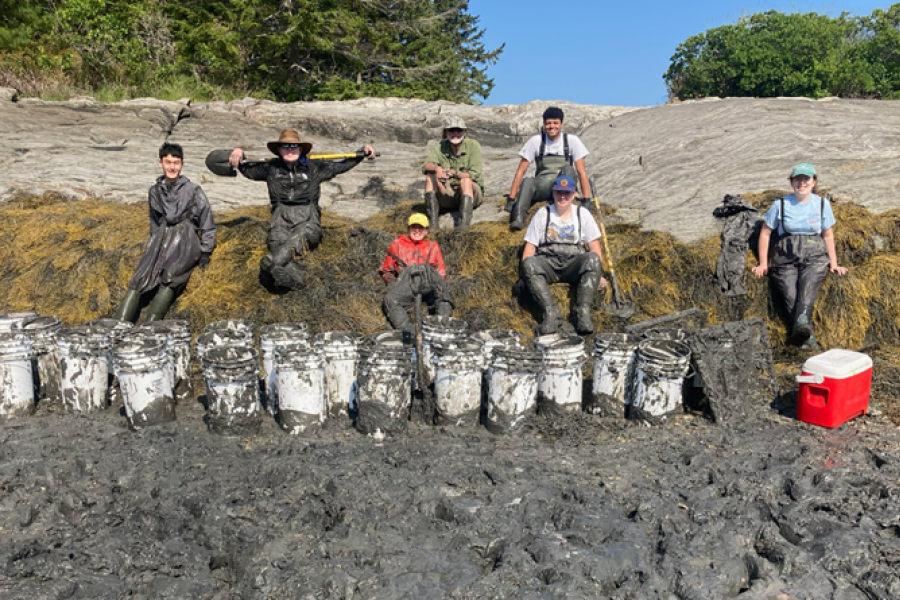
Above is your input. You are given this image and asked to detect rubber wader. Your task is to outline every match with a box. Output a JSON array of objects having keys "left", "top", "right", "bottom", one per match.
[
  {"left": 510, "top": 155, "right": 575, "bottom": 231},
  {"left": 424, "top": 191, "right": 439, "bottom": 230},
  {"left": 145, "top": 286, "right": 176, "bottom": 322},
  {"left": 573, "top": 268, "right": 602, "bottom": 334},
  {"left": 113, "top": 289, "right": 141, "bottom": 322},
  {"left": 458, "top": 195, "right": 474, "bottom": 230},
  {"left": 523, "top": 271, "right": 563, "bottom": 335},
  {"left": 791, "top": 303, "right": 815, "bottom": 346}
]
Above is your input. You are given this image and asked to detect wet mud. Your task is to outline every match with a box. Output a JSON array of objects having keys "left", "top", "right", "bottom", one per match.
[
  {"left": 2, "top": 385, "right": 899, "bottom": 600},
  {"left": 128, "top": 395, "right": 176, "bottom": 431}
]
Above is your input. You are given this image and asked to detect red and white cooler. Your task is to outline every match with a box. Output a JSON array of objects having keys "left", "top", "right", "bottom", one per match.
[{"left": 796, "top": 349, "right": 872, "bottom": 428}]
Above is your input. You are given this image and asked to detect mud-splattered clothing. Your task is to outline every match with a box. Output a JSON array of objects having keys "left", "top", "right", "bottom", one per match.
[
  {"left": 378, "top": 236, "right": 447, "bottom": 282},
  {"left": 379, "top": 236, "right": 452, "bottom": 331}
]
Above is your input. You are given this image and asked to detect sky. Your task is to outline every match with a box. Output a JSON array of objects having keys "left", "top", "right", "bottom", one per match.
[{"left": 470, "top": 1, "right": 893, "bottom": 107}]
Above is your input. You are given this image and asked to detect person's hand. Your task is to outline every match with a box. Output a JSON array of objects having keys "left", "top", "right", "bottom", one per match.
[
  {"left": 383, "top": 272, "right": 397, "bottom": 284},
  {"left": 598, "top": 276, "right": 608, "bottom": 291},
  {"left": 363, "top": 144, "right": 376, "bottom": 160},
  {"left": 511, "top": 279, "right": 526, "bottom": 298},
  {"left": 752, "top": 265, "right": 768, "bottom": 278},
  {"left": 228, "top": 148, "right": 244, "bottom": 168},
  {"left": 831, "top": 264, "right": 848, "bottom": 276},
  {"left": 198, "top": 252, "right": 211, "bottom": 269},
  {"left": 456, "top": 171, "right": 470, "bottom": 179}
]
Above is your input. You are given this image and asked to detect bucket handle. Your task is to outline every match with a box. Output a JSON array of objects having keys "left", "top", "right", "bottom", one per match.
[{"left": 796, "top": 374, "right": 824, "bottom": 385}]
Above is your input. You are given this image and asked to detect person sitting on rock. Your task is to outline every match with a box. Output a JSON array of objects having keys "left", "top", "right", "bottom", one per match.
[
  {"left": 520, "top": 175, "right": 604, "bottom": 335},
  {"left": 508, "top": 106, "right": 591, "bottom": 231},
  {"left": 379, "top": 213, "right": 453, "bottom": 333},
  {"left": 752, "top": 163, "right": 848, "bottom": 350},
  {"left": 422, "top": 116, "right": 483, "bottom": 230},
  {"left": 228, "top": 129, "right": 376, "bottom": 290},
  {"left": 114, "top": 142, "right": 216, "bottom": 323}
]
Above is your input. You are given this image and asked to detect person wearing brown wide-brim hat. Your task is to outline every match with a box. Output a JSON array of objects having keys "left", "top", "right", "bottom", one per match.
[{"left": 228, "top": 128, "right": 375, "bottom": 290}]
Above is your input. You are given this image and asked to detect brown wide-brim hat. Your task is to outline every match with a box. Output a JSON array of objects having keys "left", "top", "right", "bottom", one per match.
[{"left": 267, "top": 128, "right": 313, "bottom": 156}]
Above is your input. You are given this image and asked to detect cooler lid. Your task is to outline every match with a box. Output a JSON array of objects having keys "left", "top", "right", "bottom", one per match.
[{"left": 802, "top": 349, "right": 872, "bottom": 379}]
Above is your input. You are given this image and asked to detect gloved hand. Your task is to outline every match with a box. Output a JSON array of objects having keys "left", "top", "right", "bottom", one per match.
[
  {"left": 198, "top": 252, "right": 211, "bottom": 269},
  {"left": 383, "top": 272, "right": 397, "bottom": 284},
  {"left": 511, "top": 278, "right": 526, "bottom": 298}
]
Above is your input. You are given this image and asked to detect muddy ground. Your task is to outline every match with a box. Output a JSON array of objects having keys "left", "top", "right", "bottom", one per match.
[{"left": 1, "top": 366, "right": 899, "bottom": 600}]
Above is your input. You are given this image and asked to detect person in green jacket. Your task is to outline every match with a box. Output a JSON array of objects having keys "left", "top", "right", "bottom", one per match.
[{"left": 422, "top": 116, "right": 484, "bottom": 230}]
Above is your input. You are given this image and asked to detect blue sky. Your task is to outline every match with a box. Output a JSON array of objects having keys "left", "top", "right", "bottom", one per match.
[{"left": 470, "top": 1, "right": 892, "bottom": 107}]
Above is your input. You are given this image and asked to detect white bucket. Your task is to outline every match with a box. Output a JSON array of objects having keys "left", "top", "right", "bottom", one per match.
[
  {"left": 317, "top": 331, "right": 363, "bottom": 421},
  {"left": 434, "top": 340, "right": 484, "bottom": 427},
  {"left": 113, "top": 338, "right": 175, "bottom": 429},
  {"left": 0, "top": 333, "right": 35, "bottom": 421},
  {"left": 421, "top": 316, "right": 468, "bottom": 381},
  {"left": 90, "top": 318, "right": 135, "bottom": 407},
  {"left": 260, "top": 323, "right": 310, "bottom": 417},
  {"left": 140, "top": 320, "right": 192, "bottom": 404},
  {"left": 590, "top": 333, "right": 640, "bottom": 417},
  {"left": 535, "top": 334, "right": 586, "bottom": 413},
  {"left": 630, "top": 339, "right": 692, "bottom": 424},
  {"left": 15, "top": 315, "right": 62, "bottom": 408},
  {"left": 205, "top": 319, "right": 257, "bottom": 339},
  {"left": 58, "top": 327, "right": 111, "bottom": 413},
  {"left": 356, "top": 340, "right": 413, "bottom": 437},
  {"left": 275, "top": 346, "right": 325, "bottom": 435},
  {"left": 202, "top": 346, "right": 261, "bottom": 436},
  {"left": 485, "top": 346, "right": 542, "bottom": 435},
  {"left": 0, "top": 312, "right": 39, "bottom": 332}
]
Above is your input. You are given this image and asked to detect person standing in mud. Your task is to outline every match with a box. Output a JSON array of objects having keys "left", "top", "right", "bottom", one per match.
[
  {"left": 520, "top": 175, "right": 604, "bottom": 335},
  {"left": 228, "top": 129, "right": 376, "bottom": 290},
  {"left": 113, "top": 142, "right": 216, "bottom": 323},
  {"left": 507, "top": 106, "right": 591, "bottom": 231},
  {"left": 753, "top": 163, "right": 848, "bottom": 350},
  {"left": 379, "top": 213, "right": 453, "bottom": 333},
  {"left": 422, "top": 116, "right": 483, "bottom": 230}
]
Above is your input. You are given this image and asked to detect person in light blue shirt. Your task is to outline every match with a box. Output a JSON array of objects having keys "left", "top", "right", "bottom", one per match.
[{"left": 753, "top": 163, "right": 848, "bottom": 349}]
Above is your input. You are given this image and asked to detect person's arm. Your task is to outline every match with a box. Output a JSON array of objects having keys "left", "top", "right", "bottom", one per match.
[
  {"left": 753, "top": 224, "right": 772, "bottom": 277},
  {"left": 235, "top": 153, "right": 271, "bottom": 181},
  {"left": 148, "top": 188, "right": 162, "bottom": 236},
  {"left": 463, "top": 141, "right": 483, "bottom": 191},
  {"left": 378, "top": 240, "right": 399, "bottom": 283},
  {"left": 423, "top": 143, "right": 446, "bottom": 178},
  {"left": 822, "top": 228, "right": 848, "bottom": 275},
  {"left": 194, "top": 187, "right": 217, "bottom": 255},
  {"left": 522, "top": 242, "right": 537, "bottom": 260},
  {"left": 575, "top": 157, "right": 591, "bottom": 199},
  {"left": 587, "top": 238, "right": 603, "bottom": 262},
  {"left": 317, "top": 145, "right": 376, "bottom": 180},
  {"left": 432, "top": 244, "right": 447, "bottom": 279},
  {"left": 508, "top": 158, "right": 531, "bottom": 199}
]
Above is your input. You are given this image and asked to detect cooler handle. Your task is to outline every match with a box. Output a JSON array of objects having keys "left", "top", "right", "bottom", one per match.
[{"left": 796, "top": 374, "right": 824, "bottom": 384}]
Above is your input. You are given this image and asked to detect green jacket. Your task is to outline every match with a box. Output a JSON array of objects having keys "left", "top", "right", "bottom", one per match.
[{"left": 422, "top": 138, "right": 484, "bottom": 192}]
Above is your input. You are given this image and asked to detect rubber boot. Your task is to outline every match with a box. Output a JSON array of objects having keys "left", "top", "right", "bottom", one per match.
[
  {"left": 144, "top": 286, "right": 175, "bottom": 323},
  {"left": 271, "top": 260, "right": 306, "bottom": 290},
  {"left": 424, "top": 191, "right": 439, "bottom": 230},
  {"left": 527, "top": 276, "right": 563, "bottom": 335},
  {"left": 260, "top": 244, "right": 294, "bottom": 273},
  {"left": 510, "top": 198, "right": 528, "bottom": 231},
  {"left": 800, "top": 333, "right": 820, "bottom": 351},
  {"left": 790, "top": 304, "right": 814, "bottom": 346},
  {"left": 113, "top": 289, "right": 141, "bottom": 322},
  {"left": 458, "top": 194, "right": 474, "bottom": 231},
  {"left": 573, "top": 257, "right": 602, "bottom": 335},
  {"left": 385, "top": 301, "right": 413, "bottom": 333},
  {"left": 435, "top": 300, "right": 453, "bottom": 317}
]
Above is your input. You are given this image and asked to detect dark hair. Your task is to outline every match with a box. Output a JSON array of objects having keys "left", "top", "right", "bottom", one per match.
[
  {"left": 543, "top": 107, "right": 564, "bottom": 122},
  {"left": 159, "top": 142, "right": 184, "bottom": 160},
  {"left": 789, "top": 174, "right": 819, "bottom": 196}
]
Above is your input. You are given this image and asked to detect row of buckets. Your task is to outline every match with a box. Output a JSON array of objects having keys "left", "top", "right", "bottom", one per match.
[{"left": 0, "top": 311, "right": 694, "bottom": 434}]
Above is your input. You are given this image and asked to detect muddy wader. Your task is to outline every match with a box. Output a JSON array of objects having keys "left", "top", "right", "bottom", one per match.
[
  {"left": 510, "top": 134, "right": 578, "bottom": 231},
  {"left": 520, "top": 206, "right": 603, "bottom": 335},
  {"left": 384, "top": 262, "right": 453, "bottom": 334},
  {"left": 768, "top": 197, "right": 830, "bottom": 348}
]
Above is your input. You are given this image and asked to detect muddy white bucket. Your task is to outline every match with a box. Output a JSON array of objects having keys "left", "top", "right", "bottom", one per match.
[
  {"left": 317, "top": 331, "right": 363, "bottom": 421},
  {"left": 205, "top": 319, "right": 257, "bottom": 339},
  {"left": 471, "top": 330, "right": 524, "bottom": 364},
  {"left": 0, "top": 333, "right": 35, "bottom": 421},
  {"left": 534, "top": 334, "right": 586, "bottom": 414},
  {"left": 58, "top": 327, "right": 112, "bottom": 413},
  {"left": 434, "top": 340, "right": 484, "bottom": 427},
  {"left": 113, "top": 337, "right": 175, "bottom": 429},
  {"left": 630, "top": 339, "right": 692, "bottom": 424},
  {"left": 140, "top": 320, "right": 193, "bottom": 404},
  {"left": 202, "top": 346, "right": 261, "bottom": 436},
  {"left": 356, "top": 338, "right": 413, "bottom": 437},
  {"left": 260, "top": 323, "right": 310, "bottom": 417},
  {"left": 589, "top": 333, "right": 640, "bottom": 417},
  {"left": 275, "top": 345, "right": 326, "bottom": 435},
  {"left": 90, "top": 318, "right": 135, "bottom": 407},
  {"left": 485, "top": 346, "right": 542, "bottom": 435},
  {"left": 0, "top": 312, "right": 38, "bottom": 332},
  {"left": 15, "top": 315, "right": 62, "bottom": 408},
  {"left": 421, "top": 316, "right": 468, "bottom": 380}
]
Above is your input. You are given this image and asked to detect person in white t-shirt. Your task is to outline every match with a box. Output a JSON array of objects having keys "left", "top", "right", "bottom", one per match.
[
  {"left": 520, "top": 175, "right": 605, "bottom": 334},
  {"left": 508, "top": 106, "right": 591, "bottom": 231}
]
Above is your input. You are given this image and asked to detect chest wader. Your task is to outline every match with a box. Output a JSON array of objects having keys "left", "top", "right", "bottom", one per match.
[
  {"left": 767, "top": 197, "right": 830, "bottom": 347},
  {"left": 510, "top": 134, "right": 578, "bottom": 230},
  {"left": 519, "top": 207, "right": 603, "bottom": 335},
  {"left": 383, "top": 247, "right": 453, "bottom": 333}
]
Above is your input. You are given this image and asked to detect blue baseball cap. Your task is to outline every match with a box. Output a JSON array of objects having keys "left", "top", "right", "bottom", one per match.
[
  {"left": 791, "top": 163, "right": 816, "bottom": 178},
  {"left": 552, "top": 175, "right": 576, "bottom": 192}
]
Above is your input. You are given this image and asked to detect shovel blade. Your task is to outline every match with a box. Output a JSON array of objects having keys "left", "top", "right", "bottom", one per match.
[{"left": 604, "top": 300, "right": 636, "bottom": 319}]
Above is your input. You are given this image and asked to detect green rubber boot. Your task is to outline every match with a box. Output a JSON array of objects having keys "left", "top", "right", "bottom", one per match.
[
  {"left": 800, "top": 333, "right": 820, "bottom": 351},
  {"left": 112, "top": 289, "right": 141, "bottom": 322},
  {"left": 144, "top": 286, "right": 175, "bottom": 322}
]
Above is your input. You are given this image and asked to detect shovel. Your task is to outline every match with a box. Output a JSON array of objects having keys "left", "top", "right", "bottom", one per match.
[
  {"left": 205, "top": 148, "right": 380, "bottom": 177},
  {"left": 589, "top": 178, "right": 636, "bottom": 319}
]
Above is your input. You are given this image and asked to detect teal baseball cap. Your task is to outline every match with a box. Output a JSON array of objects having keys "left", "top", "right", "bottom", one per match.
[{"left": 790, "top": 163, "right": 816, "bottom": 178}]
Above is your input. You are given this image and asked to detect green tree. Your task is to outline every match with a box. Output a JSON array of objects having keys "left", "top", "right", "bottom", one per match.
[{"left": 0, "top": 0, "right": 54, "bottom": 51}]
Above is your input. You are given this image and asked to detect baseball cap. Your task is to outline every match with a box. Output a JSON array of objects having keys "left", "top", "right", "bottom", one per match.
[
  {"left": 552, "top": 175, "right": 576, "bottom": 192},
  {"left": 790, "top": 163, "right": 816, "bottom": 178},
  {"left": 408, "top": 213, "right": 429, "bottom": 228}
]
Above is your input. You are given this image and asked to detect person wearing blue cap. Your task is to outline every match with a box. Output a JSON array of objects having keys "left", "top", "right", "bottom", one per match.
[
  {"left": 519, "top": 174, "right": 605, "bottom": 334},
  {"left": 753, "top": 163, "right": 848, "bottom": 349}
]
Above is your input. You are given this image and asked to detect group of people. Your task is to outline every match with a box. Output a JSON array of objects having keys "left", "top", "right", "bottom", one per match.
[{"left": 113, "top": 108, "right": 847, "bottom": 348}]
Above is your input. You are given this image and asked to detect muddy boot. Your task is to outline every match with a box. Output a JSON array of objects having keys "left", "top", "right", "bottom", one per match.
[
  {"left": 457, "top": 194, "right": 474, "bottom": 231},
  {"left": 113, "top": 289, "right": 141, "bottom": 322},
  {"left": 528, "top": 276, "right": 563, "bottom": 335},
  {"left": 425, "top": 191, "right": 439, "bottom": 230},
  {"left": 573, "top": 257, "right": 602, "bottom": 335},
  {"left": 385, "top": 301, "right": 413, "bottom": 332},
  {"left": 509, "top": 198, "right": 528, "bottom": 231},
  {"left": 260, "top": 244, "right": 293, "bottom": 273},
  {"left": 790, "top": 304, "right": 814, "bottom": 346},
  {"left": 800, "top": 333, "right": 820, "bottom": 351},
  {"left": 144, "top": 286, "right": 175, "bottom": 322},
  {"left": 434, "top": 300, "right": 453, "bottom": 317},
  {"left": 271, "top": 261, "right": 306, "bottom": 290}
]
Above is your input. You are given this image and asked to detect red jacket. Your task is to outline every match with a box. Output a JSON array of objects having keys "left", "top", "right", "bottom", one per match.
[{"left": 378, "top": 236, "right": 446, "bottom": 283}]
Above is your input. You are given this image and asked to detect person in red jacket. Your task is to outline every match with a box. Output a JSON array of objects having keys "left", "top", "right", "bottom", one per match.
[{"left": 379, "top": 213, "right": 453, "bottom": 332}]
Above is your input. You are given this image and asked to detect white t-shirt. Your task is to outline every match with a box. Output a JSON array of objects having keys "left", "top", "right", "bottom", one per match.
[
  {"left": 524, "top": 205, "right": 601, "bottom": 247},
  {"left": 518, "top": 133, "right": 589, "bottom": 163}
]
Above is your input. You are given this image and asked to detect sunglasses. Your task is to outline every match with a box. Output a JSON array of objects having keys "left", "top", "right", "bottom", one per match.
[
  {"left": 447, "top": 128, "right": 465, "bottom": 134},
  {"left": 281, "top": 143, "right": 300, "bottom": 149}
]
